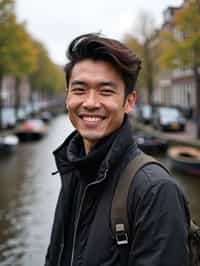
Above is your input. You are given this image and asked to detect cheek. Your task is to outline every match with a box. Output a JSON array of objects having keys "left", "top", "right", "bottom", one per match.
[
  {"left": 66, "top": 97, "right": 79, "bottom": 111},
  {"left": 107, "top": 101, "right": 125, "bottom": 114}
]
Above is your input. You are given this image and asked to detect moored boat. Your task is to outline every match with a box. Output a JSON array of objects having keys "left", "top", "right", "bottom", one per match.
[
  {"left": 15, "top": 119, "right": 48, "bottom": 141},
  {"left": 168, "top": 146, "right": 200, "bottom": 176},
  {"left": 135, "top": 134, "right": 168, "bottom": 155},
  {"left": 0, "top": 135, "right": 19, "bottom": 154}
]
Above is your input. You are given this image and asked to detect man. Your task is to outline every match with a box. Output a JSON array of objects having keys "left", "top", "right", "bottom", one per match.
[{"left": 45, "top": 33, "right": 190, "bottom": 266}]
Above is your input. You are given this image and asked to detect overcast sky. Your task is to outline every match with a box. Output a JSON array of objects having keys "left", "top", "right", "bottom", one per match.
[{"left": 16, "top": 0, "right": 182, "bottom": 65}]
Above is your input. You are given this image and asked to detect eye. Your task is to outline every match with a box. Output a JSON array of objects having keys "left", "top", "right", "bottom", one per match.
[
  {"left": 70, "top": 87, "right": 86, "bottom": 95},
  {"left": 100, "top": 88, "right": 115, "bottom": 96}
]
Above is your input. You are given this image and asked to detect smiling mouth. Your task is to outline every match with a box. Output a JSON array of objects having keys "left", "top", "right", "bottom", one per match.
[
  {"left": 82, "top": 116, "right": 102, "bottom": 122},
  {"left": 79, "top": 114, "right": 106, "bottom": 122}
]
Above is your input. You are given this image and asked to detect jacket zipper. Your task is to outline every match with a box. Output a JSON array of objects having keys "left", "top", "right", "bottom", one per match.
[
  {"left": 70, "top": 168, "right": 108, "bottom": 266},
  {"left": 57, "top": 240, "right": 64, "bottom": 266}
]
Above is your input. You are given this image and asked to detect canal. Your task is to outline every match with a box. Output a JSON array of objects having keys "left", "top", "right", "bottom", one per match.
[{"left": 0, "top": 114, "right": 200, "bottom": 266}]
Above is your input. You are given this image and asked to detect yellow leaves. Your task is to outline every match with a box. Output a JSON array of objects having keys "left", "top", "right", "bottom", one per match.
[
  {"left": 0, "top": 0, "right": 15, "bottom": 24},
  {"left": 159, "top": 0, "right": 200, "bottom": 69},
  {"left": 160, "top": 30, "right": 175, "bottom": 44},
  {"left": 29, "top": 41, "right": 65, "bottom": 93},
  {"left": 0, "top": 0, "right": 37, "bottom": 75},
  {"left": 1, "top": 22, "right": 38, "bottom": 76},
  {"left": 0, "top": 0, "right": 64, "bottom": 94},
  {"left": 124, "top": 34, "right": 143, "bottom": 55},
  {"left": 159, "top": 44, "right": 177, "bottom": 69},
  {"left": 0, "top": 0, "right": 15, "bottom": 71},
  {"left": 174, "top": 0, "right": 200, "bottom": 35},
  {"left": 15, "top": 24, "right": 39, "bottom": 74}
]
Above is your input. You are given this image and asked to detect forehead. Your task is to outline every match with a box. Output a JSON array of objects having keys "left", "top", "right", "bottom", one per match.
[{"left": 70, "top": 59, "right": 124, "bottom": 84}]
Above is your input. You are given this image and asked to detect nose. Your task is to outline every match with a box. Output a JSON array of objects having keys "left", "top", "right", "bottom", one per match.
[{"left": 82, "top": 90, "right": 100, "bottom": 109}]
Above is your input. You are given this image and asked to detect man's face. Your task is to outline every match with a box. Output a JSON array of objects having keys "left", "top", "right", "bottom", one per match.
[{"left": 66, "top": 59, "right": 136, "bottom": 153}]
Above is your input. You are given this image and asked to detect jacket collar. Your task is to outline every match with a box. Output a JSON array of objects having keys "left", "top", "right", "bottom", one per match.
[{"left": 53, "top": 114, "right": 137, "bottom": 180}]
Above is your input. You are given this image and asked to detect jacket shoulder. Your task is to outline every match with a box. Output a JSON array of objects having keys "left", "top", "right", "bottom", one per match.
[
  {"left": 129, "top": 162, "right": 188, "bottom": 209},
  {"left": 126, "top": 163, "right": 190, "bottom": 266}
]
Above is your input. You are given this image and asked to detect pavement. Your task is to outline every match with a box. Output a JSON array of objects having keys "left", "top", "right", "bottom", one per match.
[{"left": 163, "top": 120, "right": 197, "bottom": 141}]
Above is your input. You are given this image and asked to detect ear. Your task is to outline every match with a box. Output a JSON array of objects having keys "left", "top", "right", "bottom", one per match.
[{"left": 125, "top": 90, "right": 137, "bottom": 113}]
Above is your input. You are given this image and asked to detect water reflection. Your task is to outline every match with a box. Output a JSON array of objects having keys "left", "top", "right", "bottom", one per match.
[
  {"left": 0, "top": 115, "right": 199, "bottom": 266},
  {"left": 0, "top": 114, "right": 74, "bottom": 266}
]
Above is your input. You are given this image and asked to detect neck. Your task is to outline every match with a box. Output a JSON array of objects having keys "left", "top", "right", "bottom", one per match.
[{"left": 83, "top": 139, "right": 99, "bottom": 154}]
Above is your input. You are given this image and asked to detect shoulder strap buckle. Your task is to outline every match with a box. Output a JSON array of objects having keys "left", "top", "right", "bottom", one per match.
[{"left": 115, "top": 223, "right": 128, "bottom": 245}]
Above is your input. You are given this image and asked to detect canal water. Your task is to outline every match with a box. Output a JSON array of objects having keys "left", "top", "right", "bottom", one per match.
[
  {"left": 0, "top": 114, "right": 200, "bottom": 266},
  {"left": 0, "top": 114, "right": 74, "bottom": 266}
]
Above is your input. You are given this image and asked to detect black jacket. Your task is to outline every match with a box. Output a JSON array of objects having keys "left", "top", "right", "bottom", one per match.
[{"left": 45, "top": 118, "right": 190, "bottom": 266}]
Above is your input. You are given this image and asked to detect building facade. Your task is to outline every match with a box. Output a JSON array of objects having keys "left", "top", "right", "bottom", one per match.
[
  {"left": 1, "top": 75, "right": 31, "bottom": 108},
  {"left": 153, "top": 3, "right": 196, "bottom": 118}
]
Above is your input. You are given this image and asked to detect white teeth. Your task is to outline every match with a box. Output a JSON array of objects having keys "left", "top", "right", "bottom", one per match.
[{"left": 82, "top": 117, "right": 101, "bottom": 122}]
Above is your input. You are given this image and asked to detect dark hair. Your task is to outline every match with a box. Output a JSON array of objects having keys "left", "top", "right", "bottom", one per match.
[{"left": 64, "top": 33, "right": 141, "bottom": 96}]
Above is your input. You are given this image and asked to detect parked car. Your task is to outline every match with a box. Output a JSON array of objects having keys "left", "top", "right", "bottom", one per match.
[
  {"left": 152, "top": 107, "right": 186, "bottom": 132},
  {"left": 40, "top": 111, "right": 53, "bottom": 123},
  {"left": 32, "top": 101, "right": 41, "bottom": 115},
  {"left": 137, "top": 104, "right": 152, "bottom": 124},
  {"left": 24, "top": 104, "right": 33, "bottom": 117},
  {"left": 0, "top": 107, "right": 16, "bottom": 129},
  {"left": 17, "top": 107, "right": 27, "bottom": 122}
]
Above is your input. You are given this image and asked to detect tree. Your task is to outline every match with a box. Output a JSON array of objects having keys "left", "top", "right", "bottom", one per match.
[
  {"left": 0, "top": 0, "right": 16, "bottom": 83},
  {"left": 7, "top": 22, "right": 38, "bottom": 119},
  {"left": 0, "top": 0, "right": 14, "bottom": 26},
  {"left": 0, "top": 0, "right": 15, "bottom": 126},
  {"left": 0, "top": 0, "right": 64, "bottom": 128},
  {"left": 159, "top": 0, "right": 200, "bottom": 137},
  {"left": 124, "top": 35, "right": 144, "bottom": 89},
  {"left": 0, "top": 0, "right": 39, "bottom": 125},
  {"left": 29, "top": 41, "right": 65, "bottom": 105},
  {"left": 124, "top": 10, "right": 158, "bottom": 104}
]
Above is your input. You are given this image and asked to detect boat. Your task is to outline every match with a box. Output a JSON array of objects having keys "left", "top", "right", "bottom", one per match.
[
  {"left": 0, "top": 135, "right": 19, "bottom": 154},
  {"left": 15, "top": 119, "right": 48, "bottom": 141},
  {"left": 135, "top": 134, "right": 168, "bottom": 155},
  {"left": 168, "top": 146, "right": 200, "bottom": 176}
]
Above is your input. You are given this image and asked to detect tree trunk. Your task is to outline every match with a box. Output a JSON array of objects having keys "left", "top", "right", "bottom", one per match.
[
  {"left": 144, "top": 41, "right": 154, "bottom": 105},
  {"left": 29, "top": 75, "right": 35, "bottom": 116},
  {"left": 147, "top": 62, "right": 154, "bottom": 105},
  {"left": 0, "top": 74, "right": 3, "bottom": 129},
  {"left": 193, "top": 65, "right": 200, "bottom": 138},
  {"left": 14, "top": 77, "right": 20, "bottom": 122}
]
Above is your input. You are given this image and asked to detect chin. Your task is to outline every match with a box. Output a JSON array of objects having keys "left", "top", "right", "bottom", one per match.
[
  {"left": 80, "top": 131, "right": 105, "bottom": 140},
  {"left": 82, "top": 134, "right": 102, "bottom": 141}
]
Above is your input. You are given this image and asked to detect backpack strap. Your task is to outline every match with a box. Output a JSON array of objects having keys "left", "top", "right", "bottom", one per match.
[
  {"left": 189, "top": 220, "right": 200, "bottom": 266},
  {"left": 111, "top": 152, "right": 169, "bottom": 265}
]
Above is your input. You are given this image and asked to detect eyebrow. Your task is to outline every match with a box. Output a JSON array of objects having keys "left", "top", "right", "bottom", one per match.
[
  {"left": 70, "top": 80, "right": 87, "bottom": 86},
  {"left": 99, "top": 81, "right": 117, "bottom": 88},
  {"left": 70, "top": 80, "right": 117, "bottom": 89}
]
